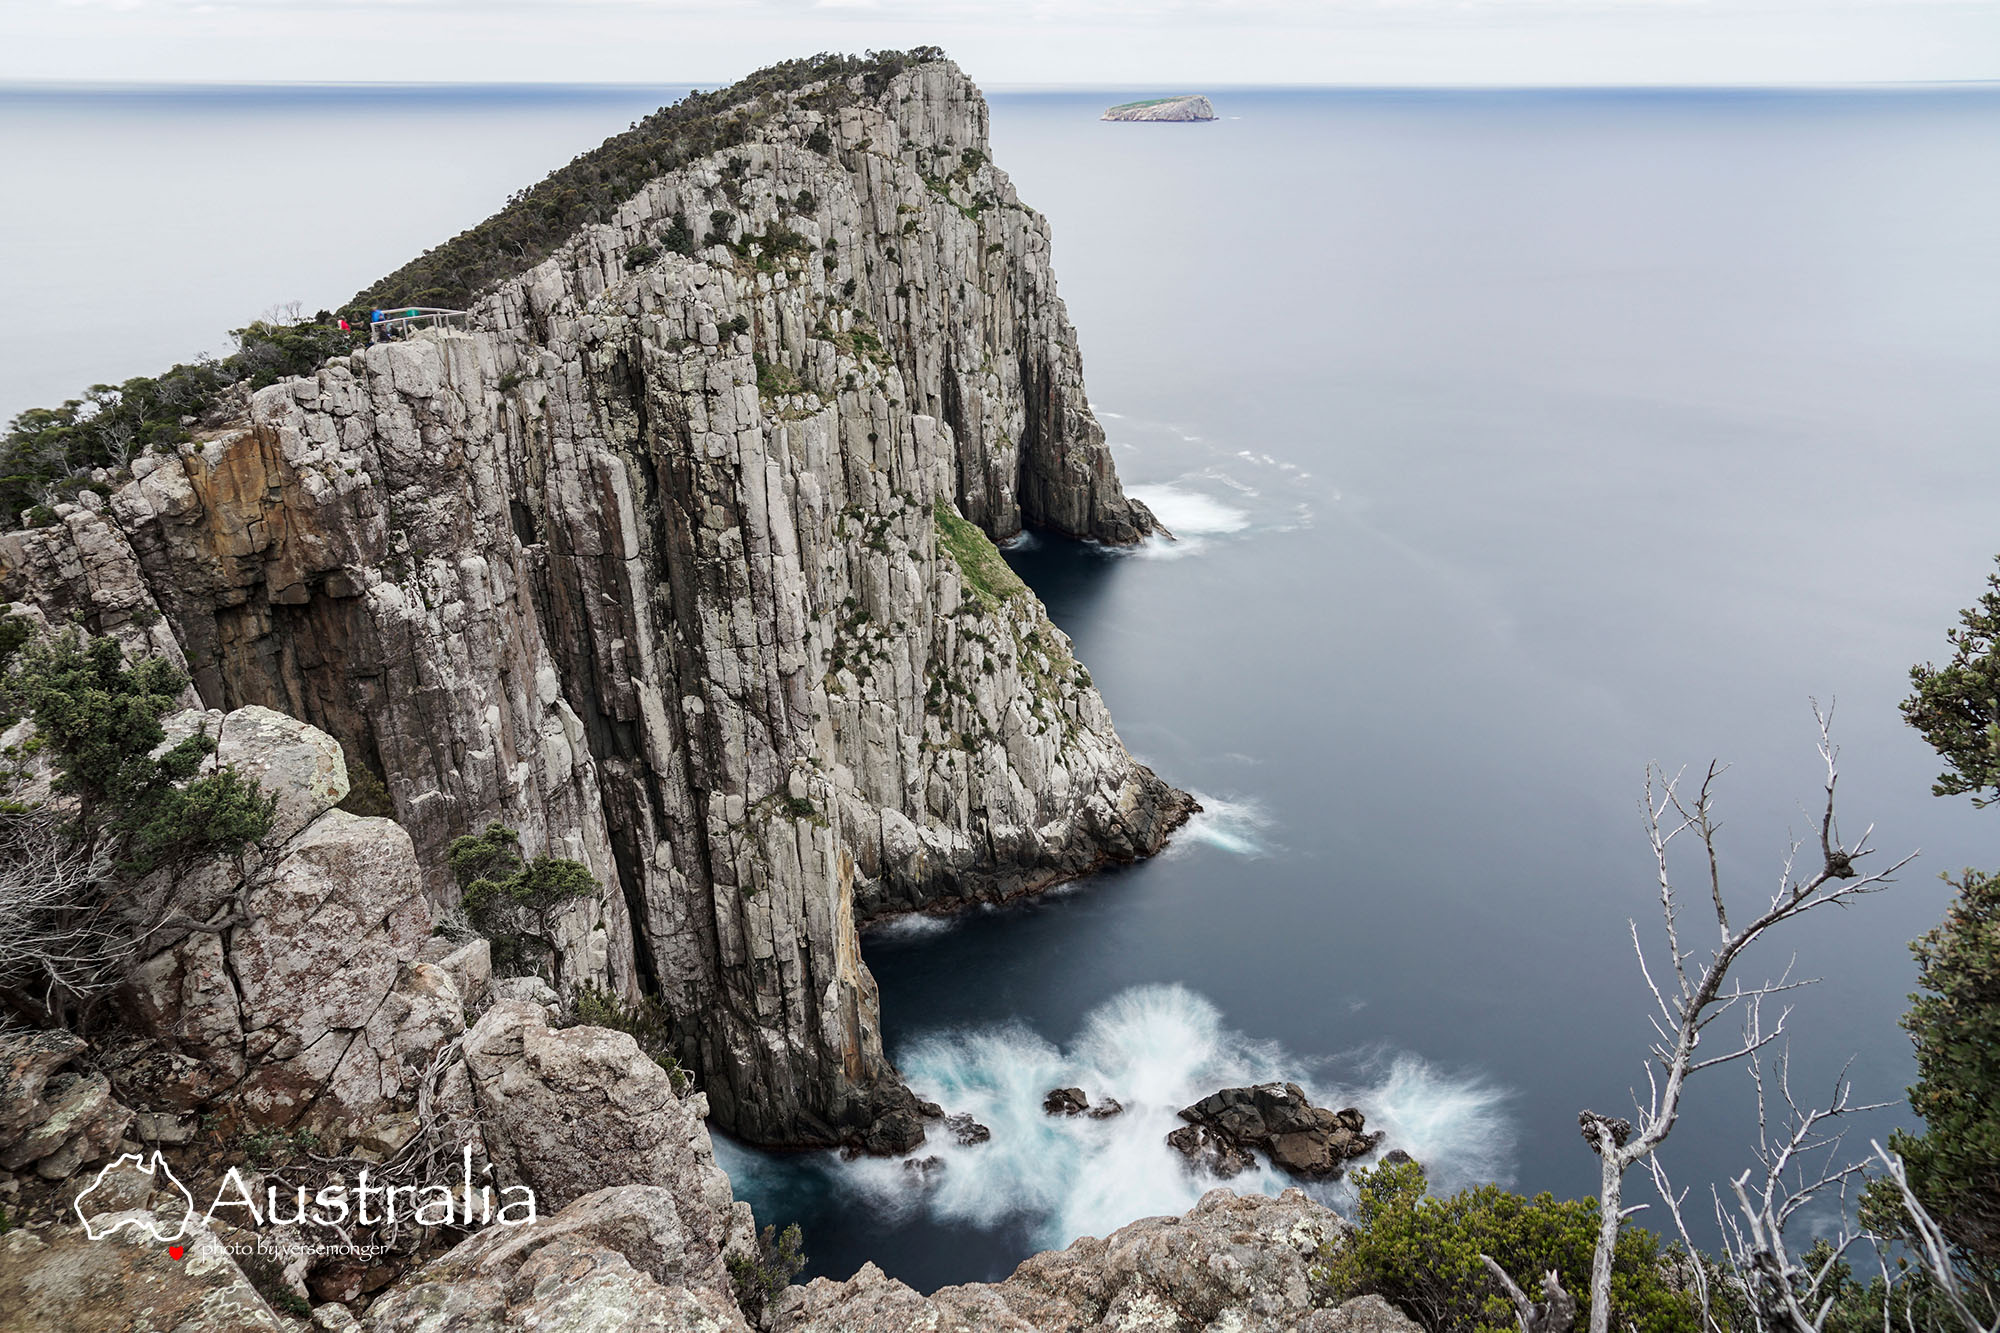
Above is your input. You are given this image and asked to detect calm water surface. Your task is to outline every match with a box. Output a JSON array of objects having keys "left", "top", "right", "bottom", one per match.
[{"left": 4, "top": 82, "right": 1998, "bottom": 1293}]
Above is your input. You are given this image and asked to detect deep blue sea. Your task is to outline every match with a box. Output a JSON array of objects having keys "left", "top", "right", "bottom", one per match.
[{"left": 5, "top": 80, "right": 1998, "bottom": 1293}]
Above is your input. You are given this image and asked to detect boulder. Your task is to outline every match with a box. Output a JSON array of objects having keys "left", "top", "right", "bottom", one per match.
[
  {"left": 212, "top": 704, "right": 349, "bottom": 843},
  {"left": 1042, "top": 1087, "right": 1089, "bottom": 1116},
  {"left": 1302, "top": 1295, "right": 1425, "bottom": 1332},
  {"left": 461, "top": 997, "right": 742, "bottom": 1291},
  {"left": 0, "top": 1213, "right": 289, "bottom": 1333},
  {"left": 0, "top": 1029, "right": 86, "bottom": 1141},
  {"left": 774, "top": 1187, "right": 1350, "bottom": 1333},
  {"left": 1175, "top": 1083, "right": 1384, "bottom": 1181},
  {"left": 943, "top": 1112, "right": 991, "bottom": 1145},
  {"left": 362, "top": 1183, "right": 752, "bottom": 1332},
  {"left": 0, "top": 1030, "right": 133, "bottom": 1180},
  {"left": 1166, "top": 1123, "right": 1257, "bottom": 1179}
]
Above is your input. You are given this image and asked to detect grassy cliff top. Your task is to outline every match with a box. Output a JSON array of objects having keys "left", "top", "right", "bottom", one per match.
[{"left": 349, "top": 47, "right": 947, "bottom": 316}]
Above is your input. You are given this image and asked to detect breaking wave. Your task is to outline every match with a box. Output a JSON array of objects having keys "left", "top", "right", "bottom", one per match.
[
  {"left": 730, "top": 985, "right": 1513, "bottom": 1253},
  {"left": 1169, "top": 792, "right": 1274, "bottom": 858}
]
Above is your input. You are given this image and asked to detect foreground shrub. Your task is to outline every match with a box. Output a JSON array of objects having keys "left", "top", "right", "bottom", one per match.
[{"left": 1316, "top": 1160, "right": 1697, "bottom": 1333}]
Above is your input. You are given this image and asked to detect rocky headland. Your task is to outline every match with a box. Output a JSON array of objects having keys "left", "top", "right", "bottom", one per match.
[
  {"left": 0, "top": 49, "right": 1436, "bottom": 1333},
  {"left": 1102, "top": 95, "right": 1218, "bottom": 123},
  {"left": 0, "top": 49, "right": 1190, "bottom": 1156}
]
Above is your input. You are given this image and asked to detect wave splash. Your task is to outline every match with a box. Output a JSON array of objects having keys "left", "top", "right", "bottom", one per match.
[
  {"left": 778, "top": 985, "right": 1512, "bottom": 1252},
  {"left": 1170, "top": 792, "right": 1274, "bottom": 858}
]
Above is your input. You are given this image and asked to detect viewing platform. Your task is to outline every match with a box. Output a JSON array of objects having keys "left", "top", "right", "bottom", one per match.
[{"left": 369, "top": 307, "right": 469, "bottom": 341}]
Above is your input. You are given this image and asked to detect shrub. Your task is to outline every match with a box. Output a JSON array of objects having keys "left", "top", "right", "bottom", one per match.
[
  {"left": 722, "top": 314, "right": 750, "bottom": 339},
  {"left": 706, "top": 209, "right": 737, "bottom": 246},
  {"left": 806, "top": 127, "right": 833, "bottom": 154},
  {"left": 569, "top": 980, "right": 691, "bottom": 1093},
  {"left": 1316, "top": 1160, "right": 1697, "bottom": 1333},
  {"left": 728, "top": 1223, "right": 806, "bottom": 1319},
  {"left": 624, "top": 243, "right": 658, "bottom": 270},
  {"left": 450, "top": 822, "right": 596, "bottom": 979},
  {"left": 662, "top": 212, "right": 696, "bottom": 256},
  {"left": 1863, "top": 868, "right": 2000, "bottom": 1284},
  {"left": 754, "top": 355, "right": 801, "bottom": 398},
  {"left": 1903, "top": 554, "right": 2000, "bottom": 804},
  {"left": 6, "top": 631, "right": 273, "bottom": 874},
  {"left": 793, "top": 189, "right": 817, "bottom": 215}
]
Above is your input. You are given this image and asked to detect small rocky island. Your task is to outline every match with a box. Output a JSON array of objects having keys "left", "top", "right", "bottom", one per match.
[{"left": 1102, "top": 94, "right": 1217, "bottom": 122}]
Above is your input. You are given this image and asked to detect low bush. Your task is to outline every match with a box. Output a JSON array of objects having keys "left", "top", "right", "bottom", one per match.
[
  {"left": 449, "top": 822, "right": 595, "bottom": 980},
  {"left": 1316, "top": 1160, "right": 1698, "bottom": 1333}
]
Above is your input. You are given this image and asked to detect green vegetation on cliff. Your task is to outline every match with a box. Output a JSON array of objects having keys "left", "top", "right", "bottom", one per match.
[
  {"left": 349, "top": 47, "right": 943, "bottom": 315},
  {"left": 1318, "top": 1160, "right": 1697, "bottom": 1333},
  {"left": 934, "top": 500, "right": 1026, "bottom": 608},
  {"left": 0, "top": 318, "right": 366, "bottom": 529},
  {"left": 0, "top": 48, "right": 946, "bottom": 532}
]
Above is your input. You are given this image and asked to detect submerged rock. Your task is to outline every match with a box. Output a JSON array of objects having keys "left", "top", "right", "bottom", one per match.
[
  {"left": 1085, "top": 1097, "right": 1124, "bottom": 1120},
  {"left": 1102, "top": 94, "right": 1218, "bottom": 122},
  {"left": 1175, "top": 1082, "right": 1384, "bottom": 1180},
  {"left": 944, "top": 1112, "right": 992, "bottom": 1145}
]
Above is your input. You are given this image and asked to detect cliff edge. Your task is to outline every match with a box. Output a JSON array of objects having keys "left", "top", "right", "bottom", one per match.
[{"left": 0, "top": 53, "right": 1191, "bottom": 1152}]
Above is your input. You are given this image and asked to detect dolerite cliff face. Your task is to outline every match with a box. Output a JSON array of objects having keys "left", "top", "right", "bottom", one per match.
[{"left": 0, "top": 58, "right": 1189, "bottom": 1150}]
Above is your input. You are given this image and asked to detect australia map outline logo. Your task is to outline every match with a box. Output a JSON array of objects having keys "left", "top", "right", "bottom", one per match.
[{"left": 73, "top": 1150, "right": 195, "bottom": 1244}]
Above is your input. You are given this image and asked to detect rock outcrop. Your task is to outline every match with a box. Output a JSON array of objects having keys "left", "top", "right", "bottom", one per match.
[
  {"left": 462, "top": 997, "right": 753, "bottom": 1236},
  {"left": 0, "top": 1031, "right": 134, "bottom": 1184},
  {"left": 109, "top": 705, "right": 465, "bottom": 1142},
  {"left": 0, "top": 1212, "right": 291, "bottom": 1333},
  {"left": 363, "top": 1184, "right": 753, "bottom": 1332},
  {"left": 1102, "top": 95, "right": 1218, "bottom": 123},
  {"left": 770, "top": 1187, "right": 1418, "bottom": 1333},
  {"left": 1174, "top": 1084, "right": 1385, "bottom": 1181},
  {"left": 0, "top": 53, "right": 1188, "bottom": 1152}
]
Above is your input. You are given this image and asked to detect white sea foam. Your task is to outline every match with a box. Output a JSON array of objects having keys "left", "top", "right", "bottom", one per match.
[
  {"left": 800, "top": 986, "right": 1515, "bottom": 1251},
  {"left": 1128, "top": 484, "right": 1251, "bottom": 536},
  {"left": 865, "top": 913, "right": 956, "bottom": 941},
  {"left": 1169, "top": 791, "right": 1273, "bottom": 858},
  {"left": 1125, "top": 484, "right": 1253, "bottom": 560}
]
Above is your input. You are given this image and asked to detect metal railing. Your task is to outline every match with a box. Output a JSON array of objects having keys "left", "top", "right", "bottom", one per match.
[{"left": 369, "top": 307, "right": 469, "bottom": 341}]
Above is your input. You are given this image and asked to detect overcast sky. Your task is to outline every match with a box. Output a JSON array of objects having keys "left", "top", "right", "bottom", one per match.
[{"left": 3, "top": 0, "right": 1997, "bottom": 87}]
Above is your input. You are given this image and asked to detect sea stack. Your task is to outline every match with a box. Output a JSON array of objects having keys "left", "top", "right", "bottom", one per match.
[{"left": 1102, "top": 94, "right": 1216, "bottom": 123}]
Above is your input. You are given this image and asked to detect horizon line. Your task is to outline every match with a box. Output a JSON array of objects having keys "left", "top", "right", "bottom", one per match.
[{"left": 3, "top": 76, "right": 1998, "bottom": 95}]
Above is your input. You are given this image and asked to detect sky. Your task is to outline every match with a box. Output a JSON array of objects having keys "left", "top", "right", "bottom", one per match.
[{"left": 2, "top": 0, "right": 1998, "bottom": 88}]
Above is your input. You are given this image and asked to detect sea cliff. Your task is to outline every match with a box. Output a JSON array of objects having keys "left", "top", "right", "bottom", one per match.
[{"left": 0, "top": 54, "right": 1190, "bottom": 1152}]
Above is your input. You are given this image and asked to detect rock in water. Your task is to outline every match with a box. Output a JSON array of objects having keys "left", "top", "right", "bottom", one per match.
[
  {"left": 943, "top": 1112, "right": 992, "bottom": 1145},
  {"left": 1166, "top": 1123, "right": 1258, "bottom": 1178},
  {"left": 1102, "top": 94, "right": 1217, "bottom": 122},
  {"left": 1174, "top": 1082, "right": 1386, "bottom": 1180},
  {"left": 0, "top": 52, "right": 1193, "bottom": 1155},
  {"left": 1042, "top": 1087, "right": 1091, "bottom": 1116}
]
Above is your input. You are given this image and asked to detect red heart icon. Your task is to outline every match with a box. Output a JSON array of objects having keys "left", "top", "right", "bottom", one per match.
[{"left": 168, "top": 1246, "right": 185, "bottom": 1261}]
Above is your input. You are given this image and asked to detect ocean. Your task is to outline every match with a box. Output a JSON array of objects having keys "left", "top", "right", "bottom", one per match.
[{"left": 5, "top": 78, "right": 1997, "bottom": 1292}]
